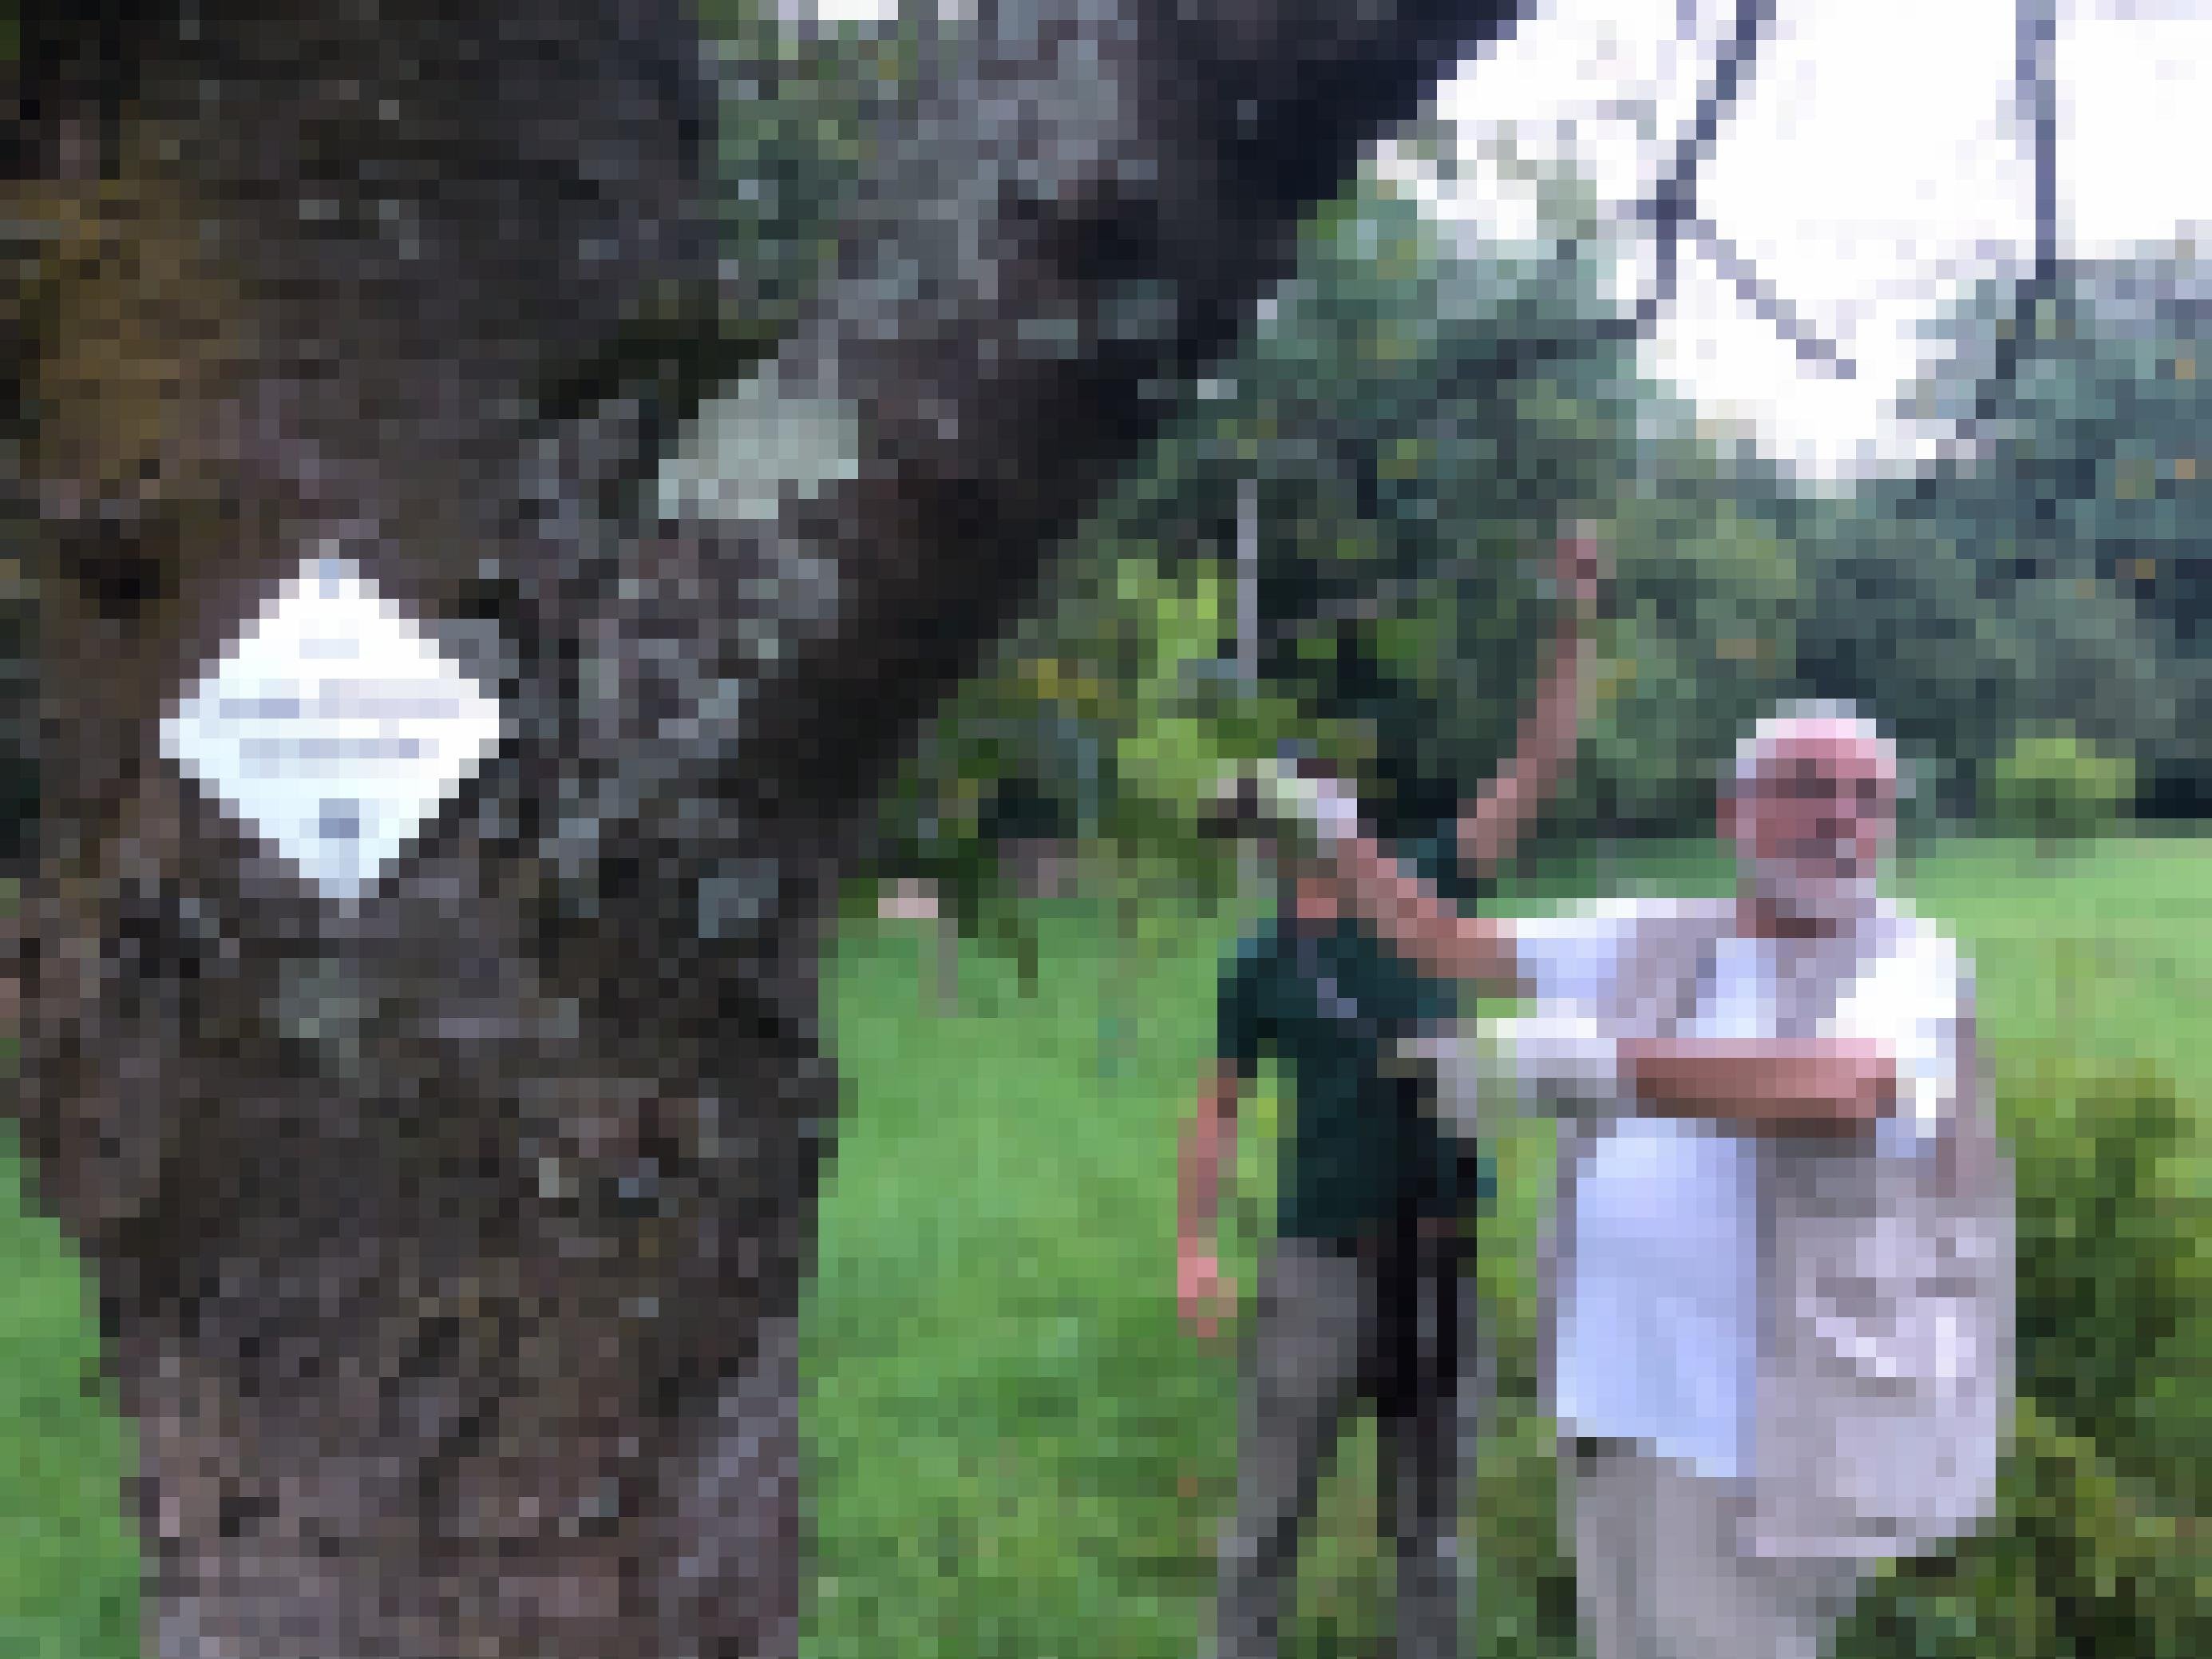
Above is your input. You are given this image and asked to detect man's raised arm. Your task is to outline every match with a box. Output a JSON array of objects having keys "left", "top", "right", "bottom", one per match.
[
  {"left": 1236, "top": 525, "right": 1608, "bottom": 995},
  {"left": 1456, "top": 525, "right": 1605, "bottom": 877}
]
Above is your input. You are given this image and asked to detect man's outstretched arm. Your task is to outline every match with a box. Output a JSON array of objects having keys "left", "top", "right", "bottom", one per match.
[
  {"left": 1327, "top": 829, "right": 1525, "bottom": 996},
  {"left": 1233, "top": 762, "right": 1524, "bottom": 995}
]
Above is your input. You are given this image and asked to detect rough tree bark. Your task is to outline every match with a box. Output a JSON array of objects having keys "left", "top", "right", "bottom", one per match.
[{"left": 11, "top": 2, "right": 1529, "bottom": 1653}]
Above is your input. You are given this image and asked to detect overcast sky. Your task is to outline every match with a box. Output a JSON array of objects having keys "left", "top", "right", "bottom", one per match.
[
  {"left": 1386, "top": 0, "right": 2212, "bottom": 483},
  {"left": 809, "top": 0, "right": 2211, "bottom": 484}
]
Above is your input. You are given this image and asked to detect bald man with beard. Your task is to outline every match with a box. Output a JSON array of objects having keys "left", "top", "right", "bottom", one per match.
[{"left": 1257, "top": 704, "right": 2014, "bottom": 1659}]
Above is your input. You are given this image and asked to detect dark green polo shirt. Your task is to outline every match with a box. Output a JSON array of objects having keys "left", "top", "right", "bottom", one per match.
[{"left": 1217, "top": 841, "right": 1492, "bottom": 1245}]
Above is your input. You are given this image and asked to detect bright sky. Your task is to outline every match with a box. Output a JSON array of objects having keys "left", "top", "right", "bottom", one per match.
[
  {"left": 806, "top": 0, "right": 2212, "bottom": 484},
  {"left": 1392, "top": 0, "right": 2212, "bottom": 483}
]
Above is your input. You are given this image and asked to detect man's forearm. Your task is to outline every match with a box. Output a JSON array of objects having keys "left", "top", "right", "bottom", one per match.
[
  {"left": 1459, "top": 622, "right": 1591, "bottom": 873},
  {"left": 1177, "top": 1071, "right": 1239, "bottom": 1239},
  {"left": 1330, "top": 831, "right": 1520, "bottom": 995},
  {"left": 1622, "top": 1039, "right": 1898, "bottom": 1134},
  {"left": 1243, "top": 760, "right": 1520, "bottom": 992}
]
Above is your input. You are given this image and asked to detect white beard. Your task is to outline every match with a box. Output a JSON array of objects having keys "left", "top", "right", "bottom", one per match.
[{"left": 1747, "top": 851, "right": 1880, "bottom": 932}]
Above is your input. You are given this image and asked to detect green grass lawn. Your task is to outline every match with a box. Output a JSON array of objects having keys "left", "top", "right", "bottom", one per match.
[
  {"left": 1, "top": 834, "right": 2206, "bottom": 1656},
  {"left": 0, "top": 1140, "right": 140, "bottom": 1659}
]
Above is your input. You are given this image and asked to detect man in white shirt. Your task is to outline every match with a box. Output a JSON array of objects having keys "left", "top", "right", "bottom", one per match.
[{"left": 1256, "top": 703, "right": 2013, "bottom": 1659}]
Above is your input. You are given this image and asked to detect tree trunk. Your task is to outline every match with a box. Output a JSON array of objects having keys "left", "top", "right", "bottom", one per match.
[{"left": 11, "top": 2, "right": 1528, "bottom": 1653}]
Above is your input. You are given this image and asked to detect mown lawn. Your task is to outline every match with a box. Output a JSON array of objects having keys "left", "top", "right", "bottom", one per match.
[{"left": 1, "top": 834, "right": 2206, "bottom": 1657}]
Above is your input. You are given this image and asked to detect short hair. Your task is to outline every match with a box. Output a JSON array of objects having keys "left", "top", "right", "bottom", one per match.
[{"left": 1729, "top": 699, "right": 1900, "bottom": 796}]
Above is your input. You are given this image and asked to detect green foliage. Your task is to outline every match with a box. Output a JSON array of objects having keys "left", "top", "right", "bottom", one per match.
[
  {"left": 869, "top": 163, "right": 1814, "bottom": 937},
  {"left": 1837, "top": 1050, "right": 2209, "bottom": 1659},
  {"left": 873, "top": 239, "right": 2212, "bottom": 925},
  {"left": 1221, "top": 174, "right": 1645, "bottom": 831},
  {"left": 0, "top": 1130, "right": 140, "bottom": 1658},
  {"left": 1565, "top": 478, "right": 1802, "bottom": 835},
  {"left": 1863, "top": 252, "right": 2212, "bottom": 810},
  {"left": 696, "top": 0, "right": 921, "bottom": 335},
  {"left": 676, "top": 61, "right": 2212, "bottom": 956},
  {"left": 871, "top": 544, "right": 1307, "bottom": 972},
  {"left": 1984, "top": 731, "right": 2138, "bottom": 843},
  {"left": 2003, "top": 1051, "right": 2204, "bottom": 1511}
]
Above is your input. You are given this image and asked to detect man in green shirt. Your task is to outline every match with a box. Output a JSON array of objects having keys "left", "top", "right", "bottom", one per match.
[{"left": 1181, "top": 529, "right": 1604, "bottom": 1659}]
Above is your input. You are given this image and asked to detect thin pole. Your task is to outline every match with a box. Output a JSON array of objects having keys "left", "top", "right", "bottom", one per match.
[
  {"left": 1237, "top": 473, "right": 1258, "bottom": 684},
  {"left": 2020, "top": 0, "right": 2059, "bottom": 294},
  {"left": 2000, "top": 0, "right": 2060, "bottom": 564}
]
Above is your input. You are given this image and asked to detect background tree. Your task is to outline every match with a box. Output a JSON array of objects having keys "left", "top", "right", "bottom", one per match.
[
  {"left": 1800, "top": 250, "right": 2212, "bottom": 818},
  {"left": 876, "top": 158, "right": 1812, "bottom": 922}
]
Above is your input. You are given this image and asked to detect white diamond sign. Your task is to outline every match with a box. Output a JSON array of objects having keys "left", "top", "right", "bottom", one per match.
[{"left": 161, "top": 557, "right": 504, "bottom": 897}]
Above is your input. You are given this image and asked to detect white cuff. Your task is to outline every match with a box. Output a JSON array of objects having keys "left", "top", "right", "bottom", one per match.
[
  {"left": 1488, "top": 1012, "right": 1624, "bottom": 1119},
  {"left": 1258, "top": 760, "right": 1362, "bottom": 850}
]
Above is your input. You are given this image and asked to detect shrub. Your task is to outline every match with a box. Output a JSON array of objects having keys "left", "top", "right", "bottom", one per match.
[
  {"left": 1838, "top": 1053, "right": 2208, "bottom": 1658},
  {"left": 1984, "top": 730, "right": 2137, "bottom": 845}
]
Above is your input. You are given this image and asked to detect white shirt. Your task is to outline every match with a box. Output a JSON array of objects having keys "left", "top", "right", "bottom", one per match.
[{"left": 1502, "top": 902, "right": 1965, "bottom": 1482}]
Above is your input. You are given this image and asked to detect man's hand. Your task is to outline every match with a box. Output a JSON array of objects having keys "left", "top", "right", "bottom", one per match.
[
  {"left": 1555, "top": 521, "right": 1611, "bottom": 624},
  {"left": 1178, "top": 1237, "right": 1238, "bottom": 1343},
  {"left": 1213, "top": 757, "right": 1363, "bottom": 855},
  {"left": 1830, "top": 1037, "right": 1904, "bottom": 1126}
]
